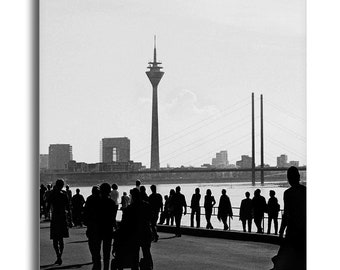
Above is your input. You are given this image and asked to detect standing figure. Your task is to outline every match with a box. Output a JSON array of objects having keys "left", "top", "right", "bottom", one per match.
[
  {"left": 84, "top": 183, "right": 116, "bottom": 270},
  {"left": 120, "top": 192, "right": 130, "bottom": 212},
  {"left": 135, "top": 179, "right": 141, "bottom": 191},
  {"left": 113, "top": 188, "right": 153, "bottom": 270},
  {"left": 71, "top": 188, "right": 85, "bottom": 227},
  {"left": 271, "top": 166, "right": 306, "bottom": 270},
  {"left": 239, "top": 192, "right": 253, "bottom": 232},
  {"left": 40, "top": 184, "right": 47, "bottom": 218},
  {"left": 217, "top": 189, "right": 233, "bottom": 230},
  {"left": 110, "top": 184, "right": 119, "bottom": 229},
  {"left": 159, "top": 195, "right": 169, "bottom": 225},
  {"left": 190, "top": 188, "right": 201, "bottom": 228},
  {"left": 47, "top": 179, "right": 69, "bottom": 265},
  {"left": 65, "top": 185, "right": 73, "bottom": 227},
  {"left": 148, "top": 185, "right": 163, "bottom": 242},
  {"left": 140, "top": 186, "right": 149, "bottom": 202},
  {"left": 267, "top": 190, "right": 280, "bottom": 235},
  {"left": 44, "top": 184, "right": 52, "bottom": 220},
  {"left": 172, "top": 186, "right": 187, "bottom": 237},
  {"left": 204, "top": 189, "right": 216, "bottom": 229},
  {"left": 167, "top": 189, "right": 175, "bottom": 226},
  {"left": 252, "top": 189, "right": 267, "bottom": 233}
]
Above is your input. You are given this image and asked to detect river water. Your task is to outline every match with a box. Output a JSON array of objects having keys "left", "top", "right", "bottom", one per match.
[{"left": 70, "top": 181, "right": 291, "bottom": 231}]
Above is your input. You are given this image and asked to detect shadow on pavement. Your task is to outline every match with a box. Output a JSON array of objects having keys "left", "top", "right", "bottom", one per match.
[{"left": 40, "top": 262, "right": 92, "bottom": 269}]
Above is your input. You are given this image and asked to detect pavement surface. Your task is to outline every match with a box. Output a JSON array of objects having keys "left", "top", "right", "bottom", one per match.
[{"left": 40, "top": 222, "right": 279, "bottom": 270}]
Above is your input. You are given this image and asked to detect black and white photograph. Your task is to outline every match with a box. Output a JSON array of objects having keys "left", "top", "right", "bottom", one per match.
[{"left": 38, "top": 0, "right": 310, "bottom": 269}]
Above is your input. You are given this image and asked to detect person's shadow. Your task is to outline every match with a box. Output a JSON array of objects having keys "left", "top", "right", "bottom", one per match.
[{"left": 40, "top": 262, "right": 92, "bottom": 269}]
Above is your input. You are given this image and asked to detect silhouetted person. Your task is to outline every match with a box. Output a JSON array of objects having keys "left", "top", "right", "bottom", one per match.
[
  {"left": 110, "top": 183, "right": 119, "bottom": 228},
  {"left": 135, "top": 179, "right": 141, "bottom": 191},
  {"left": 71, "top": 188, "right": 85, "bottom": 227},
  {"left": 40, "top": 184, "right": 47, "bottom": 218},
  {"left": 140, "top": 185, "right": 149, "bottom": 202},
  {"left": 44, "top": 184, "right": 52, "bottom": 220},
  {"left": 113, "top": 188, "right": 153, "bottom": 270},
  {"left": 148, "top": 185, "right": 163, "bottom": 242},
  {"left": 83, "top": 186, "right": 100, "bottom": 268},
  {"left": 217, "top": 189, "right": 233, "bottom": 230},
  {"left": 172, "top": 186, "right": 187, "bottom": 236},
  {"left": 239, "top": 192, "right": 253, "bottom": 232},
  {"left": 159, "top": 195, "right": 169, "bottom": 225},
  {"left": 271, "top": 166, "right": 306, "bottom": 270},
  {"left": 252, "top": 189, "right": 267, "bottom": 233},
  {"left": 120, "top": 192, "right": 130, "bottom": 212},
  {"left": 204, "top": 189, "right": 216, "bottom": 229},
  {"left": 65, "top": 185, "right": 73, "bottom": 227},
  {"left": 167, "top": 189, "right": 175, "bottom": 226},
  {"left": 190, "top": 188, "right": 201, "bottom": 228},
  {"left": 267, "top": 190, "right": 280, "bottom": 235},
  {"left": 47, "top": 179, "right": 69, "bottom": 265},
  {"left": 84, "top": 183, "right": 116, "bottom": 270}
]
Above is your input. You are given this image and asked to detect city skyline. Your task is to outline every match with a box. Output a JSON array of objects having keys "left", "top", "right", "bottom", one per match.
[{"left": 40, "top": 0, "right": 306, "bottom": 168}]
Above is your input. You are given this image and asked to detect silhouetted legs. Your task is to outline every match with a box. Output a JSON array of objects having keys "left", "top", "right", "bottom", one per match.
[
  {"left": 254, "top": 215, "right": 263, "bottom": 233},
  {"left": 52, "top": 238, "right": 64, "bottom": 265},
  {"left": 221, "top": 217, "right": 229, "bottom": 230},
  {"left": 166, "top": 214, "right": 174, "bottom": 226},
  {"left": 113, "top": 205, "right": 118, "bottom": 228},
  {"left": 141, "top": 242, "right": 153, "bottom": 270},
  {"left": 267, "top": 216, "right": 278, "bottom": 234},
  {"left": 174, "top": 212, "right": 182, "bottom": 236},
  {"left": 88, "top": 236, "right": 112, "bottom": 270},
  {"left": 241, "top": 218, "right": 252, "bottom": 232},
  {"left": 205, "top": 209, "right": 213, "bottom": 229},
  {"left": 151, "top": 212, "right": 159, "bottom": 241},
  {"left": 190, "top": 207, "right": 200, "bottom": 228}
]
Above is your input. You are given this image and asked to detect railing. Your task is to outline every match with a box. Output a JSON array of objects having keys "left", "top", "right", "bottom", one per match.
[{"left": 170, "top": 206, "right": 283, "bottom": 233}]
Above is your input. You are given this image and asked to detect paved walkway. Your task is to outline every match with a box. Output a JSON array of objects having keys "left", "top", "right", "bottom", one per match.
[{"left": 40, "top": 222, "right": 278, "bottom": 270}]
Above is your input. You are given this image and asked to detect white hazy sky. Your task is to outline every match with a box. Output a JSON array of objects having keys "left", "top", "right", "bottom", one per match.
[{"left": 40, "top": 0, "right": 306, "bottom": 167}]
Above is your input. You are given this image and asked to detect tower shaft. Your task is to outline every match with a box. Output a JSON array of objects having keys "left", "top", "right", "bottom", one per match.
[{"left": 146, "top": 37, "right": 164, "bottom": 170}]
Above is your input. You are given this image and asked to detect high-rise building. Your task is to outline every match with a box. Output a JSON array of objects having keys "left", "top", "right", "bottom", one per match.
[
  {"left": 236, "top": 155, "right": 252, "bottom": 168},
  {"left": 277, "top": 154, "right": 288, "bottom": 167},
  {"left": 146, "top": 36, "right": 164, "bottom": 170},
  {"left": 212, "top": 150, "right": 229, "bottom": 168},
  {"left": 39, "top": 154, "right": 49, "bottom": 169},
  {"left": 48, "top": 144, "right": 72, "bottom": 170},
  {"left": 289, "top": 160, "right": 299, "bottom": 167},
  {"left": 101, "top": 137, "right": 130, "bottom": 163}
]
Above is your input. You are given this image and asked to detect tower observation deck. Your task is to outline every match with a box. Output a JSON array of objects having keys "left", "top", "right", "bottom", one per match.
[{"left": 146, "top": 36, "right": 164, "bottom": 170}]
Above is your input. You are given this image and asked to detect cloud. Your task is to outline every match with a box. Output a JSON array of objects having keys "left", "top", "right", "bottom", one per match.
[{"left": 163, "top": 89, "right": 219, "bottom": 118}]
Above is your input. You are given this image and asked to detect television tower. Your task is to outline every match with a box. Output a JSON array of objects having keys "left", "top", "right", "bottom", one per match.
[{"left": 146, "top": 36, "right": 164, "bottom": 170}]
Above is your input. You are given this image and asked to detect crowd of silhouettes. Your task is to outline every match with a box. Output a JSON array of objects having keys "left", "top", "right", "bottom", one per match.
[{"left": 41, "top": 167, "right": 305, "bottom": 269}]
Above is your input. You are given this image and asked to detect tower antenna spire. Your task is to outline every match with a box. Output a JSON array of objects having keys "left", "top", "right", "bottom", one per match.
[{"left": 153, "top": 35, "right": 157, "bottom": 62}]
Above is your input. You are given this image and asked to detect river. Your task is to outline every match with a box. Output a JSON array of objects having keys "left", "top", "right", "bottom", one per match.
[{"left": 69, "top": 180, "right": 297, "bottom": 232}]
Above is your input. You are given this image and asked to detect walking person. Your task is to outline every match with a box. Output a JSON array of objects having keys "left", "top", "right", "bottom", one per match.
[
  {"left": 47, "top": 179, "right": 70, "bottom": 265},
  {"left": 190, "top": 188, "right": 201, "bottom": 228},
  {"left": 172, "top": 186, "right": 187, "bottom": 237},
  {"left": 110, "top": 183, "right": 119, "bottom": 229},
  {"left": 239, "top": 191, "right": 253, "bottom": 232},
  {"left": 252, "top": 189, "right": 267, "bottom": 233},
  {"left": 148, "top": 185, "right": 163, "bottom": 242},
  {"left": 84, "top": 183, "right": 116, "bottom": 270},
  {"left": 40, "top": 184, "right": 47, "bottom": 219},
  {"left": 267, "top": 190, "right": 280, "bottom": 235},
  {"left": 71, "top": 188, "right": 85, "bottom": 227},
  {"left": 204, "top": 189, "right": 216, "bottom": 229},
  {"left": 217, "top": 189, "right": 233, "bottom": 230},
  {"left": 44, "top": 184, "right": 52, "bottom": 220}
]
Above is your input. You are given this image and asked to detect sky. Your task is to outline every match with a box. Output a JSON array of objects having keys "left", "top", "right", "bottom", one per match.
[{"left": 40, "top": 0, "right": 306, "bottom": 168}]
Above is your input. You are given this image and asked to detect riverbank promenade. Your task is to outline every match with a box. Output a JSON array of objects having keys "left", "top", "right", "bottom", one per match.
[{"left": 40, "top": 221, "right": 279, "bottom": 270}]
